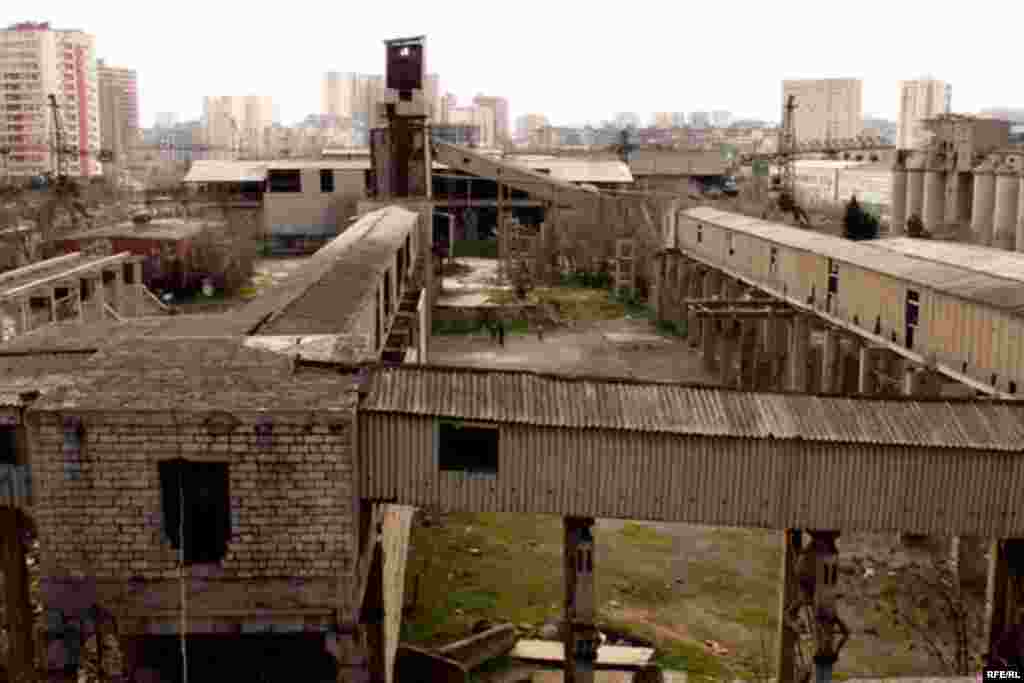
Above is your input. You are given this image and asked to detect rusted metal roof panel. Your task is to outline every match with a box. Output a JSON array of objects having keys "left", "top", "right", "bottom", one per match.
[{"left": 360, "top": 365, "right": 1024, "bottom": 451}]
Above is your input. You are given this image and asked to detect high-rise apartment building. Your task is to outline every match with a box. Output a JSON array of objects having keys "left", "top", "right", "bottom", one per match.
[
  {"left": 781, "top": 78, "right": 863, "bottom": 143},
  {"left": 203, "top": 95, "right": 273, "bottom": 159},
  {"left": 320, "top": 72, "right": 386, "bottom": 127},
  {"left": 473, "top": 95, "right": 509, "bottom": 143},
  {"left": 897, "top": 77, "right": 952, "bottom": 149},
  {"left": 97, "top": 60, "right": 137, "bottom": 144},
  {"left": 449, "top": 106, "right": 495, "bottom": 148},
  {"left": 0, "top": 21, "right": 100, "bottom": 177}
]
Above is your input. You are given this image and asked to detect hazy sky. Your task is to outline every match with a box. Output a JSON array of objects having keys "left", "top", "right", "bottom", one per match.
[{"left": 9, "top": 0, "right": 1021, "bottom": 129}]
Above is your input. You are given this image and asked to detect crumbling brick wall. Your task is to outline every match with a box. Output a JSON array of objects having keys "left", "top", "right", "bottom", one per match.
[{"left": 30, "top": 409, "right": 358, "bottom": 621}]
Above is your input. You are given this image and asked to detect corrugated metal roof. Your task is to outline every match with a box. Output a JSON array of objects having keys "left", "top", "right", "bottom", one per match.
[
  {"left": 183, "top": 160, "right": 267, "bottom": 184},
  {"left": 361, "top": 365, "right": 1024, "bottom": 452},
  {"left": 509, "top": 158, "right": 633, "bottom": 184},
  {"left": 685, "top": 207, "right": 1024, "bottom": 312},
  {"left": 876, "top": 237, "right": 1024, "bottom": 283}
]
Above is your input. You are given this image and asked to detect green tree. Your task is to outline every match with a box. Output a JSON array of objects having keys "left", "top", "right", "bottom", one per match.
[{"left": 843, "top": 195, "right": 880, "bottom": 241}]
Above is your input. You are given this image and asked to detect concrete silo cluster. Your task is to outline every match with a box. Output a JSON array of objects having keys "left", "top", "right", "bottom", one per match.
[{"left": 890, "top": 114, "right": 1024, "bottom": 246}]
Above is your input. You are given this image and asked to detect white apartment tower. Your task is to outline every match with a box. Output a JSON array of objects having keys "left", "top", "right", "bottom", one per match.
[
  {"left": 203, "top": 95, "right": 273, "bottom": 159},
  {"left": 897, "top": 77, "right": 952, "bottom": 150},
  {"left": 1, "top": 21, "right": 101, "bottom": 177},
  {"left": 782, "top": 78, "right": 863, "bottom": 143},
  {"left": 320, "top": 72, "right": 387, "bottom": 126}
]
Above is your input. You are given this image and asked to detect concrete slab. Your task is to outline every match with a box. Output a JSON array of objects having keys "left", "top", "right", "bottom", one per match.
[
  {"left": 602, "top": 332, "right": 673, "bottom": 350},
  {"left": 512, "top": 639, "right": 654, "bottom": 668}
]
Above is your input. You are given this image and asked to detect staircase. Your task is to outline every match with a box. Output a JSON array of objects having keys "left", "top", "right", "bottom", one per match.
[{"left": 381, "top": 258, "right": 425, "bottom": 364}]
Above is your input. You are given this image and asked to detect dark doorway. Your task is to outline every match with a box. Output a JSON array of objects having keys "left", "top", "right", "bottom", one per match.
[{"left": 158, "top": 459, "right": 231, "bottom": 565}]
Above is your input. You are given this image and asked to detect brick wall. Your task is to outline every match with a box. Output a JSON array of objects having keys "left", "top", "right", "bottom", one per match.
[{"left": 30, "top": 409, "right": 357, "bottom": 619}]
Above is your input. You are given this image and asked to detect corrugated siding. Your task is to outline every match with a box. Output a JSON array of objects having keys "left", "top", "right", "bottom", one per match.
[
  {"left": 361, "top": 366, "right": 1024, "bottom": 451},
  {"left": 359, "top": 413, "right": 1024, "bottom": 536}
]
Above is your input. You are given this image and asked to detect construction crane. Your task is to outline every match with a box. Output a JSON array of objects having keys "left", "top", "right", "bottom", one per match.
[
  {"left": 772, "top": 95, "right": 810, "bottom": 227},
  {"left": 37, "top": 93, "right": 91, "bottom": 245}
]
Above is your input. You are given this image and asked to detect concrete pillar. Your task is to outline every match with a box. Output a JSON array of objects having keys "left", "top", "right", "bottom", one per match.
[
  {"left": 858, "top": 346, "right": 877, "bottom": 396},
  {"left": 922, "top": 166, "right": 946, "bottom": 235},
  {"left": 1, "top": 508, "right": 34, "bottom": 683},
  {"left": 94, "top": 275, "right": 106, "bottom": 321},
  {"left": 787, "top": 314, "right": 810, "bottom": 393},
  {"left": 1017, "top": 173, "right": 1024, "bottom": 253},
  {"left": 971, "top": 163, "right": 997, "bottom": 247},
  {"left": 985, "top": 539, "right": 1024, "bottom": 665},
  {"left": 49, "top": 287, "right": 57, "bottom": 323},
  {"left": 652, "top": 253, "right": 666, "bottom": 321},
  {"left": 699, "top": 271, "right": 721, "bottom": 356},
  {"left": 953, "top": 171, "right": 974, "bottom": 231},
  {"left": 769, "top": 316, "right": 790, "bottom": 391},
  {"left": 739, "top": 319, "right": 761, "bottom": 390},
  {"left": 564, "top": 517, "right": 598, "bottom": 683},
  {"left": 994, "top": 166, "right": 1020, "bottom": 250},
  {"left": 719, "top": 320, "right": 739, "bottom": 388},
  {"left": 19, "top": 299, "right": 29, "bottom": 335},
  {"left": 686, "top": 269, "right": 703, "bottom": 345},
  {"left": 702, "top": 318, "right": 719, "bottom": 374},
  {"left": 132, "top": 260, "right": 144, "bottom": 315},
  {"left": 820, "top": 328, "right": 841, "bottom": 395},
  {"left": 113, "top": 267, "right": 124, "bottom": 316},
  {"left": 75, "top": 280, "right": 84, "bottom": 322},
  {"left": 890, "top": 161, "right": 907, "bottom": 235},
  {"left": 776, "top": 529, "right": 802, "bottom": 683},
  {"left": 905, "top": 167, "right": 925, "bottom": 230}
]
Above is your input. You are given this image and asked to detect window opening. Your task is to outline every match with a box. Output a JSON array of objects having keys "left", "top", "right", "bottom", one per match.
[
  {"left": 726, "top": 232, "right": 735, "bottom": 257},
  {"left": 769, "top": 247, "right": 778, "bottom": 275},
  {"left": 905, "top": 290, "right": 920, "bottom": 350},
  {"left": 0, "top": 425, "right": 16, "bottom": 465},
  {"left": 159, "top": 459, "right": 231, "bottom": 565},
  {"left": 319, "top": 168, "right": 334, "bottom": 193},
  {"left": 697, "top": 224, "right": 703, "bottom": 243},
  {"left": 437, "top": 421, "right": 499, "bottom": 475},
  {"left": 827, "top": 259, "right": 839, "bottom": 313},
  {"left": 267, "top": 169, "right": 301, "bottom": 193},
  {"left": 383, "top": 270, "right": 392, "bottom": 318}
]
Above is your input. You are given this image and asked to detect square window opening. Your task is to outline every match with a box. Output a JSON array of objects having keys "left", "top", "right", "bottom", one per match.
[
  {"left": 320, "top": 168, "right": 335, "bottom": 193},
  {"left": 268, "top": 169, "right": 301, "bottom": 193},
  {"left": 159, "top": 459, "right": 231, "bottom": 565},
  {"left": 437, "top": 421, "right": 499, "bottom": 475}
]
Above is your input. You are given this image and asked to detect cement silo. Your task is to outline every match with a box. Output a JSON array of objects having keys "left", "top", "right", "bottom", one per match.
[
  {"left": 994, "top": 164, "right": 1020, "bottom": 250},
  {"left": 922, "top": 162, "right": 946, "bottom": 234},
  {"left": 890, "top": 160, "right": 907, "bottom": 234},
  {"left": 1017, "top": 171, "right": 1024, "bottom": 252},
  {"left": 970, "top": 161, "right": 997, "bottom": 246},
  {"left": 906, "top": 166, "right": 925, "bottom": 231}
]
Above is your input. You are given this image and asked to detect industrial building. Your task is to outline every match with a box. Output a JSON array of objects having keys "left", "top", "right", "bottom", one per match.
[{"left": 0, "top": 21, "right": 101, "bottom": 177}]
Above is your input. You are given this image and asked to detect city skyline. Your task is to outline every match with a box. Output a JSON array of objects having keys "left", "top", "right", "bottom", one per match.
[{"left": 7, "top": 0, "right": 1021, "bottom": 131}]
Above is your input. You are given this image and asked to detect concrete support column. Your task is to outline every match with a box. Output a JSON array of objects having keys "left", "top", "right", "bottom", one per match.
[
  {"left": 819, "top": 329, "right": 840, "bottom": 395},
  {"left": 19, "top": 298, "right": 29, "bottom": 336},
  {"left": 564, "top": 516, "right": 598, "bottom": 683},
  {"left": 112, "top": 267, "right": 124, "bottom": 317},
  {"left": 858, "top": 346, "right": 878, "bottom": 396},
  {"left": 769, "top": 316, "right": 790, "bottom": 391},
  {"left": 922, "top": 167, "right": 946, "bottom": 235},
  {"left": 902, "top": 366, "right": 938, "bottom": 397},
  {"left": 905, "top": 167, "right": 925, "bottom": 230},
  {"left": 971, "top": 164, "right": 997, "bottom": 247},
  {"left": 359, "top": 542, "right": 387, "bottom": 683},
  {"left": 739, "top": 319, "right": 761, "bottom": 390},
  {"left": 132, "top": 260, "right": 144, "bottom": 316},
  {"left": 994, "top": 166, "right": 1020, "bottom": 250},
  {"left": 49, "top": 287, "right": 57, "bottom": 323},
  {"left": 686, "top": 269, "right": 703, "bottom": 345},
  {"left": 93, "top": 275, "right": 106, "bottom": 321},
  {"left": 1, "top": 508, "right": 34, "bottom": 683},
  {"left": 890, "top": 162, "right": 907, "bottom": 235},
  {"left": 984, "top": 539, "right": 1024, "bottom": 666},
  {"left": 75, "top": 280, "right": 84, "bottom": 323},
  {"left": 787, "top": 314, "right": 810, "bottom": 393},
  {"left": 702, "top": 318, "right": 719, "bottom": 374},
  {"left": 1017, "top": 173, "right": 1024, "bottom": 253},
  {"left": 652, "top": 253, "right": 666, "bottom": 321},
  {"left": 776, "top": 529, "right": 802, "bottom": 683},
  {"left": 719, "top": 320, "right": 739, "bottom": 388}
]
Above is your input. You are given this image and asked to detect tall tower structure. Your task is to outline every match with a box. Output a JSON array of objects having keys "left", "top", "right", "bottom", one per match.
[
  {"left": 897, "top": 77, "right": 951, "bottom": 150},
  {"left": 781, "top": 78, "right": 862, "bottom": 143}
]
